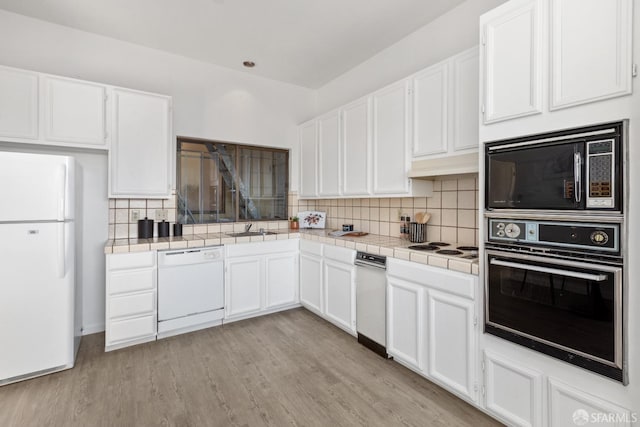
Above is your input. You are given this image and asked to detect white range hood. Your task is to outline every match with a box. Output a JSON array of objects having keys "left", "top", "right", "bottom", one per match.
[{"left": 409, "top": 152, "right": 478, "bottom": 179}]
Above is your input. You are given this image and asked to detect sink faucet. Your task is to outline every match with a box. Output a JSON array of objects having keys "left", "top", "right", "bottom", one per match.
[{"left": 245, "top": 223, "right": 253, "bottom": 232}]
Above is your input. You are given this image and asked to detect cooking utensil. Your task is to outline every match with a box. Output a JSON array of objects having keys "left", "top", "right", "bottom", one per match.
[{"left": 419, "top": 213, "right": 431, "bottom": 224}]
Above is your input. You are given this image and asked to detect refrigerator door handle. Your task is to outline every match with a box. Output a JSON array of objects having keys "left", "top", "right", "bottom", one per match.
[
  {"left": 58, "top": 164, "right": 67, "bottom": 222},
  {"left": 57, "top": 222, "right": 66, "bottom": 278}
]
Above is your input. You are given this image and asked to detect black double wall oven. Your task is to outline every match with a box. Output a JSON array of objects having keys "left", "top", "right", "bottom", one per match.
[{"left": 484, "top": 121, "right": 626, "bottom": 383}]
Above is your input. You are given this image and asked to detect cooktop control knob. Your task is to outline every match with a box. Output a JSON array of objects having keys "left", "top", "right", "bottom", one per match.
[
  {"left": 496, "top": 222, "right": 505, "bottom": 230},
  {"left": 504, "top": 223, "right": 521, "bottom": 238},
  {"left": 496, "top": 230, "right": 505, "bottom": 237},
  {"left": 590, "top": 230, "right": 609, "bottom": 245}
]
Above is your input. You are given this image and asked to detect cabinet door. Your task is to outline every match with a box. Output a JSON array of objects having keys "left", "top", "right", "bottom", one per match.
[
  {"left": 323, "top": 259, "right": 356, "bottom": 334},
  {"left": 481, "top": 0, "right": 543, "bottom": 123},
  {"left": 225, "top": 256, "right": 262, "bottom": 318},
  {"left": 299, "top": 120, "right": 318, "bottom": 198},
  {"left": 412, "top": 62, "right": 448, "bottom": 157},
  {"left": 264, "top": 252, "right": 298, "bottom": 309},
  {"left": 426, "top": 289, "right": 476, "bottom": 401},
  {"left": 43, "top": 75, "right": 107, "bottom": 147},
  {"left": 451, "top": 48, "right": 479, "bottom": 152},
  {"left": 318, "top": 111, "right": 340, "bottom": 197},
  {"left": 387, "top": 277, "right": 423, "bottom": 370},
  {"left": 300, "top": 252, "right": 323, "bottom": 314},
  {"left": 548, "top": 378, "right": 631, "bottom": 427},
  {"left": 484, "top": 351, "right": 543, "bottom": 427},
  {"left": 372, "top": 80, "right": 411, "bottom": 194},
  {"left": 342, "top": 97, "right": 370, "bottom": 196},
  {"left": 110, "top": 88, "right": 172, "bottom": 198},
  {"left": 550, "top": 0, "right": 633, "bottom": 110},
  {"left": 0, "top": 66, "right": 38, "bottom": 140}
]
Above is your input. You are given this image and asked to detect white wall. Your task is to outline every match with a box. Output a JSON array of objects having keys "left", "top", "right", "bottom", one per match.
[
  {"left": 314, "top": 0, "right": 506, "bottom": 115},
  {"left": 0, "top": 9, "right": 316, "bottom": 190},
  {"left": 0, "top": 9, "right": 316, "bottom": 333}
]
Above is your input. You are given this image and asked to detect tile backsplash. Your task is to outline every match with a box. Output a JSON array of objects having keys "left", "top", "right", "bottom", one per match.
[
  {"left": 288, "top": 174, "right": 479, "bottom": 245},
  {"left": 109, "top": 174, "right": 479, "bottom": 245}
]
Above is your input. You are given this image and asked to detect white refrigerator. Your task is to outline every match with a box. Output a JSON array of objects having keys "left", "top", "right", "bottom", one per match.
[{"left": 0, "top": 151, "right": 80, "bottom": 386}]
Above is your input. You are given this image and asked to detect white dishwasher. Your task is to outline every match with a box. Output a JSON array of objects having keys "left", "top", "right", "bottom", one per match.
[{"left": 157, "top": 246, "right": 224, "bottom": 338}]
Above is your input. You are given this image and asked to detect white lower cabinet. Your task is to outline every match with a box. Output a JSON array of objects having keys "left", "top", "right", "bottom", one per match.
[
  {"left": 224, "top": 240, "right": 299, "bottom": 322},
  {"left": 387, "top": 277, "right": 424, "bottom": 370},
  {"left": 427, "top": 289, "right": 476, "bottom": 399},
  {"left": 105, "top": 251, "right": 157, "bottom": 351},
  {"left": 265, "top": 252, "right": 299, "bottom": 309},
  {"left": 483, "top": 350, "right": 543, "bottom": 427},
  {"left": 323, "top": 258, "right": 356, "bottom": 334},
  {"left": 225, "top": 256, "right": 263, "bottom": 319},
  {"left": 547, "top": 378, "right": 633, "bottom": 427},
  {"left": 299, "top": 240, "right": 356, "bottom": 335},
  {"left": 386, "top": 257, "right": 478, "bottom": 403},
  {"left": 299, "top": 240, "right": 324, "bottom": 314}
]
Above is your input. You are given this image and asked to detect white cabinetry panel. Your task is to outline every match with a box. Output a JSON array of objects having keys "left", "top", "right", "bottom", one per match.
[
  {"left": 372, "top": 80, "right": 411, "bottom": 194},
  {"left": 482, "top": 0, "right": 543, "bottom": 123},
  {"left": 299, "top": 119, "right": 318, "bottom": 198},
  {"left": 550, "top": 0, "right": 633, "bottom": 110},
  {"left": 0, "top": 66, "right": 38, "bottom": 140},
  {"left": 225, "top": 256, "right": 262, "bottom": 318},
  {"left": 109, "top": 88, "right": 172, "bottom": 198},
  {"left": 323, "top": 258, "right": 356, "bottom": 334},
  {"left": 548, "top": 378, "right": 632, "bottom": 427},
  {"left": 427, "top": 289, "right": 475, "bottom": 400},
  {"left": 387, "top": 277, "right": 423, "bottom": 369},
  {"left": 412, "top": 63, "right": 448, "bottom": 157},
  {"left": 299, "top": 252, "right": 323, "bottom": 314},
  {"left": 43, "top": 75, "right": 107, "bottom": 147},
  {"left": 452, "top": 48, "right": 480, "bottom": 152},
  {"left": 484, "top": 350, "right": 543, "bottom": 427},
  {"left": 318, "top": 111, "right": 340, "bottom": 196},
  {"left": 265, "top": 253, "right": 298, "bottom": 309},
  {"left": 342, "top": 97, "right": 370, "bottom": 196}
]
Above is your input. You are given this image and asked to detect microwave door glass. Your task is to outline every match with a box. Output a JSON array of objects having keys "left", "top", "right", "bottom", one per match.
[{"left": 488, "top": 143, "right": 584, "bottom": 209}]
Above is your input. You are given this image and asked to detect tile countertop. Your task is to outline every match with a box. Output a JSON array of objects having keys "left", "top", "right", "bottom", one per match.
[{"left": 104, "top": 229, "right": 479, "bottom": 275}]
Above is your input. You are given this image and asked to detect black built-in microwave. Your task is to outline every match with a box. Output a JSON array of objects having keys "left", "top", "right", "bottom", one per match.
[{"left": 485, "top": 121, "right": 624, "bottom": 212}]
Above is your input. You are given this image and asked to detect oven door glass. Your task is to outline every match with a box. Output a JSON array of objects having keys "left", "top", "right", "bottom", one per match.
[
  {"left": 486, "top": 142, "right": 584, "bottom": 209},
  {"left": 486, "top": 252, "right": 621, "bottom": 366}
]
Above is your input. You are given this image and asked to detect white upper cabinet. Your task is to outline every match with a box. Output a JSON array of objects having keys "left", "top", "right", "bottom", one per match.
[
  {"left": 0, "top": 66, "right": 38, "bottom": 140},
  {"left": 372, "top": 79, "right": 411, "bottom": 194},
  {"left": 298, "top": 119, "right": 318, "bottom": 198},
  {"left": 317, "top": 111, "right": 341, "bottom": 197},
  {"left": 481, "top": 0, "right": 543, "bottom": 123},
  {"left": 42, "top": 75, "right": 107, "bottom": 148},
  {"left": 411, "top": 47, "right": 480, "bottom": 160},
  {"left": 549, "top": 0, "right": 633, "bottom": 110},
  {"left": 412, "top": 62, "right": 449, "bottom": 157},
  {"left": 341, "top": 97, "right": 371, "bottom": 196},
  {"left": 109, "top": 88, "right": 172, "bottom": 198},
  {"left": 451, "top": 48, "right": 480, "bottom": 152}
]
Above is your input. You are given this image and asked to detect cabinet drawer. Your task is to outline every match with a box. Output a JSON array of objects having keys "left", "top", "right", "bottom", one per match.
[
  {"left": 109, "top": 291, "right": 155, "bottom": 319},
  {"left": 109, "top": 268, "right": 156, "bottom": 294},
  {"left": 108, "top": 251, "right": 155, "bottom": 270},
  {"left": 324, "top": 244, "right": 355, "bottom": 263},
  {"left": 226, "top": 239, "right": 298, "bottom": 257},
  {"left": 108, "top": 314, "right": 156, "bottom": 344}
]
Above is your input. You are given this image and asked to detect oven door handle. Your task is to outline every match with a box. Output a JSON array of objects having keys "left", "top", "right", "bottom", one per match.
[
  {"left": 490, "top": 259, "right": 607, "bottom": 281},
  {"left": 574, "top": 152, "right": 582, "bottom": 203}
]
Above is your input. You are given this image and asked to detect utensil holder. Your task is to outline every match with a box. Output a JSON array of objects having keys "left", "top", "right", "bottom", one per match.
[{"left": 408, "top": 222, "right": 427, "bottom": 243}]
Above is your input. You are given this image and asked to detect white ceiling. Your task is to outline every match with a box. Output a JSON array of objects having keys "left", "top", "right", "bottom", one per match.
[{"left": 0, "top": 0, "right": 466, "bottom": 88}]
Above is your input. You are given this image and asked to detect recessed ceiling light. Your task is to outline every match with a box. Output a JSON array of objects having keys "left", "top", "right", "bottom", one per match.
[{"left": 243, "top": 61, "right": 256, "bottom": 68}]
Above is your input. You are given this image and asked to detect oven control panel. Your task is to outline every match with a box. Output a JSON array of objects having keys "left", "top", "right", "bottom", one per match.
[{"left": 488, "top": 219, "right": 619, "bottom": 253}]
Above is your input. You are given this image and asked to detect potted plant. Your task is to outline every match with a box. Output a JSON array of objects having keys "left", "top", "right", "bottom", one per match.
[{"left": 289, "top": 216, "right": 299, "bottom": 230}]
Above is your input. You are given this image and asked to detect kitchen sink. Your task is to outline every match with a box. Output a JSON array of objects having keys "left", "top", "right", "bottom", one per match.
[{"left": 227, "top": 231, "right": 278, "bottom": 237}]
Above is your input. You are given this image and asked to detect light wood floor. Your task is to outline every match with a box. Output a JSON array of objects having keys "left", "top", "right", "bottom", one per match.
[{"left": 0, "top": 308, "right": 502, "bottom": 426}]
